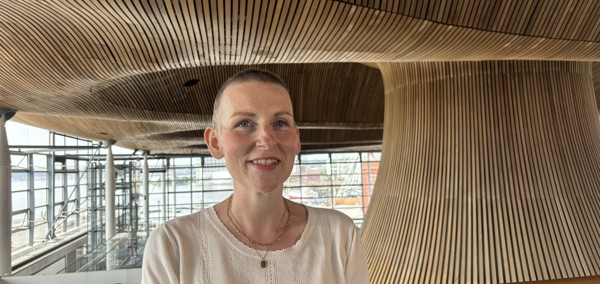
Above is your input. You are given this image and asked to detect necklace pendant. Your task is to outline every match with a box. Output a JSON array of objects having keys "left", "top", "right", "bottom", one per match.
[{"left": 261, "top": 260, "right": 267, "bottom": 268}]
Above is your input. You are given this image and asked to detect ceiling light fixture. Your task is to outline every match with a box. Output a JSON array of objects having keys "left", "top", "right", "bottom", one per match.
[{"left": 183, "top": 79, "right": 199, "bottom": 87}]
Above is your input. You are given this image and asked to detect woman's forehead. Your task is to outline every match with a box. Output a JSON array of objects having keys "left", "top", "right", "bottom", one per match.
[{"left": 221, "top": 81, "right": 293, "bottom": 112}]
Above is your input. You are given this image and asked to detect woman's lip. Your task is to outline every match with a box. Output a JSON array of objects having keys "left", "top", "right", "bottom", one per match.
[{"left": 249, "top": 158, "right": 280, "bottom": 165}]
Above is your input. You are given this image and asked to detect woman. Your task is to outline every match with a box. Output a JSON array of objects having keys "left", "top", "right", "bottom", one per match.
[{"left": 141, "top": 68, "right": 369, "bottom": 283}]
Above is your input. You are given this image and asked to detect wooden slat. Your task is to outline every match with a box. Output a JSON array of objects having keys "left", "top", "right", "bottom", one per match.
[
  {"left": 2, "top": 1, "right": 600, "bottom": 154},
  {"left": 362, "top": 61, "right": 600, "bottom": 284}
]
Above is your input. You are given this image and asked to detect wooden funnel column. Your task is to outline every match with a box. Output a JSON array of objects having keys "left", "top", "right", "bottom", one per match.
[{"left": 361, "top": 61, "right": 600, "bottom": 284}]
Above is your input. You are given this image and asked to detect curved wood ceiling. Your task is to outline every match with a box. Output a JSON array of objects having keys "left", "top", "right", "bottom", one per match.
[{"left": 1, "top": 0, "right": 599, "bottom": 153}]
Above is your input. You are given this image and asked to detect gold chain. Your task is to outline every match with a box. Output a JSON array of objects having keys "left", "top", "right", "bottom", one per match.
[{"left": 226, "top": 195, "right": 291, "bottom": 247}]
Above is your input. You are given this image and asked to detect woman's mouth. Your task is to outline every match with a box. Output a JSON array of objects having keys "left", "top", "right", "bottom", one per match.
[{"left": 250, "top": 158, "right": 280, "bottom": 166}]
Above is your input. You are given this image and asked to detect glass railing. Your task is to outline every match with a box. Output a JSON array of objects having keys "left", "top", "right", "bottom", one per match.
[{"left": 59, "top": 232, "right": 147, "bottom": 273}]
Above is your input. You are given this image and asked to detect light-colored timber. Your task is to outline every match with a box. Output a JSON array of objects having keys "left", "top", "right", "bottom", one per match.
[{"left": 1, "top": 1, "right": 600, "bottom": 283}]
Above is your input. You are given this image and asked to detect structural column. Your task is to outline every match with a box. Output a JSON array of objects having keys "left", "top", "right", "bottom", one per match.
[
  {"left": 0, "top": 109, "right": 15, "bottom": 277},
  {"left": 105, "top": 145, "right": 115, "bottom": 240},
  {"left": 361, "top": 61, "right": 600, "bottom": 284},
  {"left": 143, "top": 152, "right": 149, "bottom": 235}
]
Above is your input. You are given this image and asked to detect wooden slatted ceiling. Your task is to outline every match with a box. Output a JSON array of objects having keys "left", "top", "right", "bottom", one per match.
[
  {"left": 2, "top": 1, "right": 600, "bottom": 154},
  {"left": 340, "top": 0, "right": 600, "bottom": 42},
  {"left": 10, "top": 63, "right": 384, "bottom": 153}
]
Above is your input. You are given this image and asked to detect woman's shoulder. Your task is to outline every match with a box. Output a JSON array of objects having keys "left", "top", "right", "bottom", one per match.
[
  {"left": 306, "top": 206, "right": 357, "bottom": 228},
  {"left": 154, "top": 207, "right": 214, "bottom": 237}
]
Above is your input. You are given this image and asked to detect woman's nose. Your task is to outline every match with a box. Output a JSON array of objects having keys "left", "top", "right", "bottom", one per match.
[{"left": 256, "top": 126, "right": 276, "bottom": 149}]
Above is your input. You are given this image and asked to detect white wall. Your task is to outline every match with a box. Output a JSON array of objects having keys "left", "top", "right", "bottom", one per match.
[{"left": 0, "top": 268, "right": 141, "bottom": 284}]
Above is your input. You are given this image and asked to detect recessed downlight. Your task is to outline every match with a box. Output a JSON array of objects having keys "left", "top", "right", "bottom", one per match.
[{"left": 183, "top": 79, "right": 199, "bottom": 87}]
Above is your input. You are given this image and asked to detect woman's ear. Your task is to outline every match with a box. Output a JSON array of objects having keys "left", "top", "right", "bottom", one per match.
[{"left": 204, "top": 126, "right": 224, "bottom": 159}]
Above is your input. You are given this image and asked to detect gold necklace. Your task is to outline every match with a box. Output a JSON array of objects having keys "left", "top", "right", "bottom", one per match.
[
  {"left": 229, "top": 210, "right": 283, "bottom": 268},
  {"left": 226, "top": 195, "right": 291, "bottom": 268}
]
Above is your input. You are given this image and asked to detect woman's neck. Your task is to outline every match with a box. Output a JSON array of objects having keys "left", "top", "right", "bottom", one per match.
[{"left": 228, "top": 191, "right": 288, "bottom": 242}]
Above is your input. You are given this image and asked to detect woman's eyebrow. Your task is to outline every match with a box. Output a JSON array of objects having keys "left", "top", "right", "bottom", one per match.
[
  {"left": 230, "top": 111, "right": 256, "bottom": 117},
  {"left": 273, "top": 111, "right": 293, "bottom": 117}
]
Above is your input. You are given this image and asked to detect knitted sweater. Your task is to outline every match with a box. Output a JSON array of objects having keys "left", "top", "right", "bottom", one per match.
[{"left": 141, "top": 206, "right": 369, "bottom": 284}]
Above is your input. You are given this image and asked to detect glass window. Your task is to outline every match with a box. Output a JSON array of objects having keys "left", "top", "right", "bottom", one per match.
[
  {"left": 331, "top": 174, "right": 362, "bottom": 186},
  {"left": 149, "top": 193, "right": 164, "bottom": 207},
  {"left": 331, "top": 152, "right": 360, "bottom": 162},
  {"left": 65, "top": 136, "right": 78, "bottom": 146},
  {"left": 33, "top": 154, "right": 47, "bottom": 171},
  {"left": 300, "top": 153, "right": 329, "bottom": 164},
  {"left": 79, "top": 161, "right": 88, "bottom": 172},
  {"left": 361, "top": 152, "right": 381, "bottom": 161},
  {"left": 34, "top": 205, "right": 47, "bottom": 222},
  {"left": 11, "top": 172, "right": 28, "bottom": 191},
  {"left": 53, "top": 134, "right": 65, "bottom": 146},
  {"left": 54, "top": 187, "right": 64, "bottom": 202},
  {"left": 66, "top": 159, "right": 77, "bottom": 171},
  {"left": 79, "top": 184, "right": 88, "bottom": 198},
  {"left": 55, "top": 174, "right": 64, "bottom": 187},
  {"left": 68, "top": 173, "right": 79, "bottom": 186},
  {"left": 11, "top": 212, "right": 28, "bottom": 228},
  {"left": 331, "top": 162, "right": 360, "bottom": 175},
  {"left": 192, "top": 168, "right": 202, "bottom": 180},
  {"left": 191, "top": 157, "right": 202, "bottom": 167},
  {"left": 10, "top": 154, "right": 28, "bottom": 170},
  {"left": 203, "top": 191, "right": 231, "bottom": 206},
  {"left": 173, "top": 157, "right": 190, "bottom": 167},
  {"left": 12, "top": 191, "right": 28, "bottom": 210},
  {"left": 204, "top": 156, "right": 226, "bottom": 167},
  {"left": 35, "top": 189, "right": 47, "bottom": 206},
  {"left": 33, "top": 172, "right": 47, "bottom": 189},
  {"left": 6, "top": 121, "right": 49, "bottom": 145}
]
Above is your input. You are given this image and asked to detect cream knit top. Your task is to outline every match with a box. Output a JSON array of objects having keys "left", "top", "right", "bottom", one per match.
[{"left": 141, "top": 205, "right": 369, "bottom": 284}]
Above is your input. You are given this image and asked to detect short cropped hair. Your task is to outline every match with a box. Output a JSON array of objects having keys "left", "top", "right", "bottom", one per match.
[{"left": 211, "top": 68, "right": 290, "bottom": 129}]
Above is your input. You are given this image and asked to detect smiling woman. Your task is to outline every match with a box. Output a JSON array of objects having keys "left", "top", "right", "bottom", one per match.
[{"left": 141, "top": 68, "right": 369, "bottom": 284}]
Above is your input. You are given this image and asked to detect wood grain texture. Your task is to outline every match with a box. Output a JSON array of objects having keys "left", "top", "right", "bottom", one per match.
[
  {"left": 362, "top": 61, "right": 600, "bottom": 284},
  {"left": 1, "top": 1, "right": 600, "bottom": 153}
]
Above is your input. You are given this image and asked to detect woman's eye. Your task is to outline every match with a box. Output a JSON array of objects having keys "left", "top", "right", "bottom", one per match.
[
  {"left": 274, "top": 120, "right": 289, "bottom": 127},
  {"left": 235, "top": 120, "right": 251, "bottom": 128}
]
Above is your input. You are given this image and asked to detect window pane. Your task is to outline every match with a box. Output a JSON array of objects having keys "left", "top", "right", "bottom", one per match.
[
  {"left": 34, "top": 205, "right": 47, "bottom": 222},
  {"left": 34, "top": 172, "right": 47, "bottom": 189},
  {"left": 203, "top": 178, "right": 233, "bottom": 191},
  {"left": 80, "top": 185, "right": 88, "bottom": 198},
  {"left": 12, "top": 191, "right": 28, "bottom": 210},
  {"left": 66, "top": 159, "right": 77, "bottom": 170},
  {"left": 68, "top": 173, "right": 79, "bottom": 186},
  {"left": 203, "top": 191, "right": 231, "bottom": 206},
  {"left": 191, "top": 157, "right": 202, "bottom": 167},
  {"left": 334, "top": 186, "right": 363, "bottom": 206},
  {"left": 175, "top": 192, "right": 190, "bottom": 205},
  {"left": 33, "top": 154, "right": 47, "bottom": 170},
  {"left": 65, "top": 136, "right": 78, "bottom": 146},
  {"left": 35, "top": 189, "right": 47, "bottom": 206},
  {"left": 55, "top": 187, "right": 64, "bottom": 202},
  {"left": 173, "top": 157, "right": 190, "bottom": 167},
  {"left": 332, "top": 174, "right": 361, "bottom": 186},
  {"left": 12, "top": 212, "right": 27, "bottom": 228},
  {"left": 331, "top": 152, "right": 360, "bottom": 162},
  {"left": 301, "top": 153, "right": 329, "bottom": 164},
  {"left": 204, "top": 156, "right": 225, "bottom": 167},
  {"left": 11, "top": 172, "right": 28, "bottom": 191},
  {"left": 361, "top": 152, "right": 381, "bottom": 161},
  {"left": 331, "top": 162, "right": 360, "bottom": 175},
  {"left": 192, "top": 168, "right": 202, "bottom": 180},
  {"left": 11, "top": 154, "right": 27, "bottom": 170},
  {"left": 55, "top": 174, "right": 63, "bottom": 186}
]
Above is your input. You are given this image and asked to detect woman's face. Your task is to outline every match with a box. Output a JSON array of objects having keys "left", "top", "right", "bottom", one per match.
[{"left": 205, "top": 80, "right": 300, "bottom": 193}]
